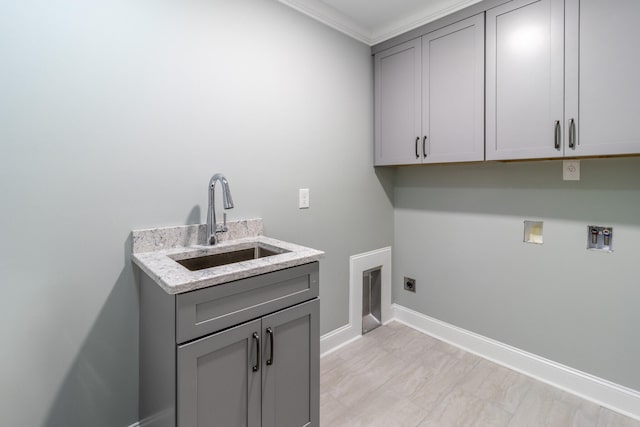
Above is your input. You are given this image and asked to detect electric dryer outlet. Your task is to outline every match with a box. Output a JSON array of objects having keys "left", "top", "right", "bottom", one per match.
[{"left": 404, "top": 277, "right": 416, "bottom": 293}]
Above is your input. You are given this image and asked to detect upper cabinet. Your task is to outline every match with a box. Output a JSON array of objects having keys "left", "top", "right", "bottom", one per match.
[
  {"left": 376, "top": 0, "right": 640, "bottom": 165},
  {"left": 487, "top": 0, "right": 640, "bottom": 160},
  {"left": 374, "top": 14, "right": 485, "bottom": 166},
  {"left": 566, "top": 0, "right": 640, "bottom": 157}
]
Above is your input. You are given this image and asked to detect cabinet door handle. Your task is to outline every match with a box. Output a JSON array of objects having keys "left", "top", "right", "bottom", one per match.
[
  {"left": 568, "top": 118, "right": 576, "bottom": 149},
  {"left": 415, "top": 136, "right": 420, "bottom": 158},
  {"left": 423, "top": 136, "right": 427, "bottom": 158},
  {"left": 266, "top": 327, "right": 274, "bottom": 366},
  {"left": 252, "top": 332, "right": 260, "bottom": 372},
  {"left": 554, "top": 120, "right": 561, "bottom": 150}
]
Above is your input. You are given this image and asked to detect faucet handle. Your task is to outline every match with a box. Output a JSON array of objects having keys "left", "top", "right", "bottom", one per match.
[{"left": 216, "top": 212, "right": 228, "bottom": 233}]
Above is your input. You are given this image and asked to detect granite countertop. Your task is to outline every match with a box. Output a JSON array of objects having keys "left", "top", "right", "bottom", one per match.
[{"left": 131, "top": 219, "right": 324, "bottom": 294}]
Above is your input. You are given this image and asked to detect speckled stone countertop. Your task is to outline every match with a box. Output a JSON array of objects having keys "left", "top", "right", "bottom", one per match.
[{"left": 131, "top": 219, "right": 324, "bottom": 294}]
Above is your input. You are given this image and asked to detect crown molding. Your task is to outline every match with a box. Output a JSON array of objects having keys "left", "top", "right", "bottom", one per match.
[
  {"left": 276, "top": 0, "right": 374, "bottom": 44},
  {"left": 277, "top": 0, "right": 483, "bottom": 46},
  {"left": 371, "top": 0, "right": 482, "bottom": 43}
]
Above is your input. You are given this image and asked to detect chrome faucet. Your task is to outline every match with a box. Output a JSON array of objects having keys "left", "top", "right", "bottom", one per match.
[{"left": 207, "top": 173, "right": 234, "bottom": 245}]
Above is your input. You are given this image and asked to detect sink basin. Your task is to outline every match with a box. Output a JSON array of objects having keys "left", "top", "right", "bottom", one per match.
[{"left": 174, "top": 244, "right": 289, "bottom": 271}]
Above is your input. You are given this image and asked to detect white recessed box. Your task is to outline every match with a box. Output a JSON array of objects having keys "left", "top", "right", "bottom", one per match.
[{"left": 524, "top": 220, "right": 543, "bottom": 244}]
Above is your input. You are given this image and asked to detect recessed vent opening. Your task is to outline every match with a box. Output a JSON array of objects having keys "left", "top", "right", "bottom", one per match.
[{"left": 362, "top": 267, "right": 382, "bottom": 335}]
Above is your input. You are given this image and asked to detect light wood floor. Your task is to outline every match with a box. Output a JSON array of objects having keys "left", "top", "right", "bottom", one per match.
[{"left": 320, "top": 322, "right": 640, "bottom": 427}]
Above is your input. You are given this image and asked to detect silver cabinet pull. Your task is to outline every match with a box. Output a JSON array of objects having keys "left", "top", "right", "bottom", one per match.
[
  {"left": 554, "top": 120, "right": 561, "bottom": 150},
  {"left": 568, "top": 118, "right": 576, "bottom": 149},
  {"left": 422, "top": 136, "right": 427, "bottom": 158},
  {"left": 266, "top": 327, "right": 274, "bottom": 366},
  {"left": 252, "top": 332, "right": 260, "bottom": 372},
  {"left": 415, "top": 137, "right": 420, "bottom": 158}
]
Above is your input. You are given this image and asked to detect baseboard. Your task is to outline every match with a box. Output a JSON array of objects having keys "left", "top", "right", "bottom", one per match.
[
  {"left": 127, "top": 422, "right": 140, "bottom": 427},
  {"left": 320, "top": 323, "right": 360, "bottom": 357},
  {"left": 391, "top": 303, "right": 640, "bottom": 421}
]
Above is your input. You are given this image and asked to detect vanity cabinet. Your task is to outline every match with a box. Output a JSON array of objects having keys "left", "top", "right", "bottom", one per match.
[
  {"left": 487, "top": 0, "right": 640, "bottom": 160},
  {"left": 374, "top": 14, "right": 484, "bottom": 165},
  {"left": 140, "top": 262, "right": 320, "bottom": 427}
]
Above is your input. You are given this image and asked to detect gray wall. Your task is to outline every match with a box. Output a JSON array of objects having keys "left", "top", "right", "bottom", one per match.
[
  {"left": 0, "top": 1, "right": 393, "bottom": 426},
  {"left": 393, "top": 158, "right": 640, "bottom": 391}
]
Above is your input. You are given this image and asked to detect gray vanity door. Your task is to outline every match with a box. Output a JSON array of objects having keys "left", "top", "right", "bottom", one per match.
[
  {"left": 261, "top": 299, "right": 319, "bottom": 427},
  {"left": 486, "top": 0, "right": 565, "bottom": 160},
  {"left": 374, "top": 38, "right": 422, "bottom": 165},
  {"left": 177, "top": 319, "right": 261, "bottom": 427}
]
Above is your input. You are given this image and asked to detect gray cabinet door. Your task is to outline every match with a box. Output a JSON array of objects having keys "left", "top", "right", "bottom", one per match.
[
  {"left": 374, "top": 38, "right": 422, "bottom": 165},
  {"left": 177, "top": 319, "right": 261, "bottom": 427},
  {"left": 422, "top": 14, "right": 485, "bottom": 163},
  {"left": 486, "top": 0, "right": 565, "bottom": 160},
  {"left": 565, "top": 0, "right": 640, "bottom": 156},
  {"left": 261, "top": 299, "right": 319, "bottom": 427}
]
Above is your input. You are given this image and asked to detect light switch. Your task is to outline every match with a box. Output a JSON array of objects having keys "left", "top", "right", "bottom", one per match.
[{"left": 299, "top": 188, "right": 309, "bottom": 209}]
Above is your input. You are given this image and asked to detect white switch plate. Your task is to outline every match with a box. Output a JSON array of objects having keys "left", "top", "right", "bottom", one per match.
[
  {"left": 299, "top": 188, "right": 309, "bottom": 209},
  {"left": 563, "top": 160, "right": 580, "bottom": 181}
]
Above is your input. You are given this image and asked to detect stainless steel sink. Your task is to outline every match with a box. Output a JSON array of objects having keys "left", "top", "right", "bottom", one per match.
[{"left": 174, "top": 244, "right": 289, "bottom": 271}]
